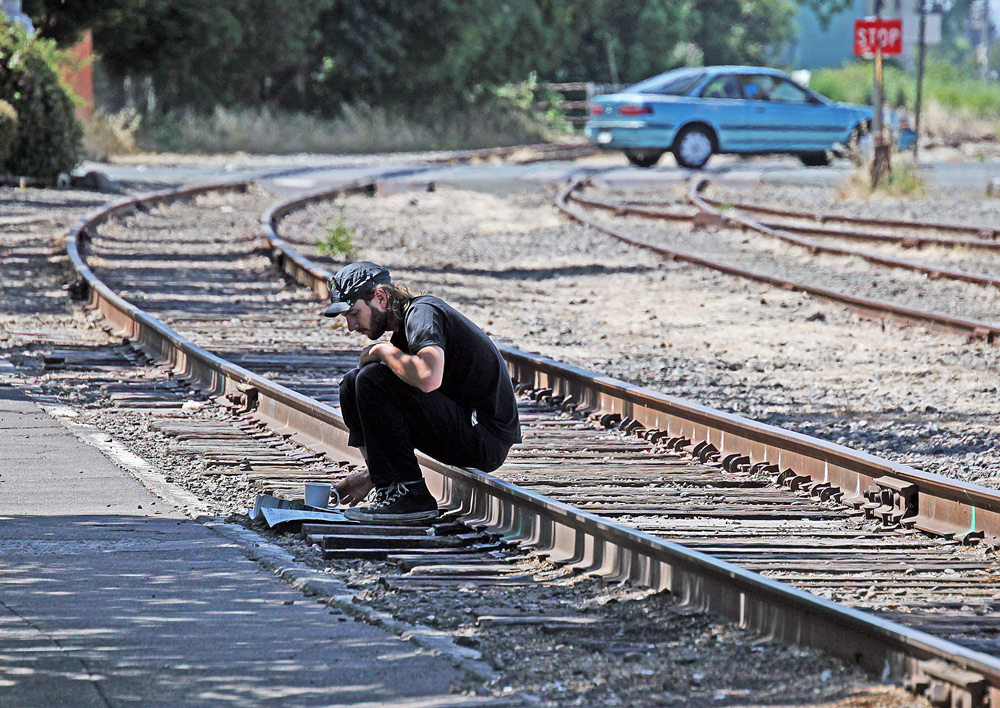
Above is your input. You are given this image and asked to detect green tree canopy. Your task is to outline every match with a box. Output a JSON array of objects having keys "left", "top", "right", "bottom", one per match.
[{"left": 23, "top": 0, "right": 823, "bottom": 114}]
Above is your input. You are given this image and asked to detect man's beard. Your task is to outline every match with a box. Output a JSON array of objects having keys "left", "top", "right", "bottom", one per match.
[{"left": 364, "top": 305, "right": 389, "bottom": 339}]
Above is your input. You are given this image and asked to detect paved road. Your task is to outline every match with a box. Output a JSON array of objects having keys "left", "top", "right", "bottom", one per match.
[{"left": 79, "top": 146, "right": 1000, "bottom": 198}]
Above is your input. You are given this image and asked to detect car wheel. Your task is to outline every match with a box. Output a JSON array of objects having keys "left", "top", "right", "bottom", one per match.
[
  {"left": 624, "top": 149, "right": 664, "bottom": 168},
  {"left": 673, "top": 125, "right": 714, "bottom": 169},
  {"left": 799, "top": 151, "right": 832, "bottom": 167}
]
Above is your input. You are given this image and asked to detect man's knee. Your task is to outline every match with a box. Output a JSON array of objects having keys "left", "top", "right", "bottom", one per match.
[
  {"left": 354, "top": 363, "right": 399, "bottom": 396},
  {"left": 339, "top": 367, "right": 361, "bottom": 402}
]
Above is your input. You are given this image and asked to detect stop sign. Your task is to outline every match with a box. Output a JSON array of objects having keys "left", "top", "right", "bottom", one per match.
[{"left": 854, "top": 18, "right": 903, "bottom": 56}]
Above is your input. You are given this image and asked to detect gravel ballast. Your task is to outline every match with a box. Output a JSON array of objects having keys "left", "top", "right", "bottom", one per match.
[
  {"left": 282, "top": 180, "right": 1000, "bottom": 493},
  {"left": 1, "top": 166, "right": 976, "bottom": 707}
]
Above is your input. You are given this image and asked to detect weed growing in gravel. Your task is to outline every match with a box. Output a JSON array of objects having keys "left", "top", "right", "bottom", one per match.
[
  {"left": 317, "top": 206, "right": 357, "bottom": 261},
  {"left": 837, "top": 154, "right": 926, "bottom": 199}
]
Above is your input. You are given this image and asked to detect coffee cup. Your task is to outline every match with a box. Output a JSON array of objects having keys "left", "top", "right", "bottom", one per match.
[{"left": 304, "top": 482, "right": 331, "bottom": 508}]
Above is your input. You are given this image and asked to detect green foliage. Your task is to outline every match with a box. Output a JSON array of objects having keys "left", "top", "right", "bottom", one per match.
[
  {"left": 812, "top": 59, "right": 1000, "bottom": 118},
  {"left": 797, "top": 0, "right": 858, "bottom": 30},
  {"left": 317, "top": 206, "right": 357, "bottom": 261},
  {"left": 43, "top": 0, "right": 801, "bottom": 120},
  {"left": 494, "top": 73, "right": 571, "bottom": 133},
  {"left": 0, "top": 21, "right": 81, "bottom": 179},
  {"left": 23, "top": 0, "right": 123, "bottom": 47},
  {"left": 688, "top": 0, "right": 796, "bottom": 68},
  {"left": 0, "top": 99, "right": 17, "bottom": 163}
]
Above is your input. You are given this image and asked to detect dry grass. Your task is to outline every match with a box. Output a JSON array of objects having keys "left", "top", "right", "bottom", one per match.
[
  {"left": 129, "top": 103, "right": 546, "bottom": 155},
  {"left": 920, "top": 100, "right": 1000, "bottom": 142},
  {"left": 836, "top": 154, "right": 926, "bottom": 200},
  {"left": 81, "top": 109, "right": 142, "bottom": 160}
]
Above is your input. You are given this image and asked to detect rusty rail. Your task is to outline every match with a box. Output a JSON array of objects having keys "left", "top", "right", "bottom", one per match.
[
  {"left": 557, "top": 176, "right": 1000, "bottom": 344},
  {"left": 256, "top": 175, "right": 1000, "bottom": 704},
  {"left": 686, "top": 178, "right": 1000, "bottom": 289},
  {"left": 63, "top": 169, "right": 1000, "bottom": 707},
  {"left": 699, "top": 194, "right": 1000, "bottom": 241}
]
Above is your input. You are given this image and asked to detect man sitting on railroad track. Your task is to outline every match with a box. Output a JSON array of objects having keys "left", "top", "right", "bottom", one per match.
[{"left": 324, "top": 261, "right": 521, "bottom": 522}]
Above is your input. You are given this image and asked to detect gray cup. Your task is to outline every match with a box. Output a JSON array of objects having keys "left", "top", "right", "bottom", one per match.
[{"left": 304, "top": 483, "right": 331, "bottom": 508}]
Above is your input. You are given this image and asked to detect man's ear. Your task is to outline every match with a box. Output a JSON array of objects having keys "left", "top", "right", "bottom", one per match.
[{"left": 373, "top": 287, "right": 389, "bottom": 309}]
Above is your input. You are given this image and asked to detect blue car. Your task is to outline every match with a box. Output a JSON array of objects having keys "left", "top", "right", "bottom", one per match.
[{"left": 586, "top": 65, "right": 901, "bottom": 169}]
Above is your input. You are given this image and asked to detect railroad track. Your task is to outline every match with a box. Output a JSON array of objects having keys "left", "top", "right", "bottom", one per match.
[
  {"left": 560, "top": 175, "right": 1000, "bottom": 342},
  {"left": 62, "top": 164, "right": 1000, "bottom": 706}
]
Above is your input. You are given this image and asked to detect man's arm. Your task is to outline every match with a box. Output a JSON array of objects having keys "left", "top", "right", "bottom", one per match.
[{"left": 361, "top": 342, "right": 444, "bottom": 393}]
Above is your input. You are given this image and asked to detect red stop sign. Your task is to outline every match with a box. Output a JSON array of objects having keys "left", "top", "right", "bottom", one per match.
[{"left": 854, "top": 18, "right": 903, "bottom": 56}]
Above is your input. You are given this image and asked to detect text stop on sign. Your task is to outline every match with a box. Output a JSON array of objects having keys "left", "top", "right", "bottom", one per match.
[{"left": 854, "top": 18, "right": 903, "bottom": 56}]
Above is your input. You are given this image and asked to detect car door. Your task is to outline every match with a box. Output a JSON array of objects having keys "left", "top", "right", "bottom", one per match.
[
  {"left": 695, "top": 73, "right": 751, "bottom": 151},
  {"left": 741, "top": 74, "right": 837, "bottom": 152}
]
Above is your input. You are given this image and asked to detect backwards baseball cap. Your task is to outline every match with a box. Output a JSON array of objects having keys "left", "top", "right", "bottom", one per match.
[{"left": 323, "top": 261, "right": 392, "bottom": 317}]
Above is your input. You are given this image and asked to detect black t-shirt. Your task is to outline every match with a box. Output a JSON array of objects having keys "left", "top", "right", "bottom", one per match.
[{"left": 390, "top": 295, "right": 521, "bottom": 444}]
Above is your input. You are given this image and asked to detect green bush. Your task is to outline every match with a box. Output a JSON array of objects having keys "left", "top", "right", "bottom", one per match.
[
  {"left": 317, "top": 206, "right": 357, "bottom": 261},
  {"left": 812, "top": 58, "right": 1000, "bottom": 118},
  {"left": 0, "top": 99, "right": 17, "bottom": 164},
  {"left": 0, "top": 21, "right": 81, "bottom": 179}
]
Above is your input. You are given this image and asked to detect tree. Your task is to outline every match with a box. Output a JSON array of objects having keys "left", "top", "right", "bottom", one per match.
[
  {"left": 689, "top": 0, "right": 797, "bottom": 67},
  {"left": 24, "top": 0, "right": 813, "bottom": 116},
  {"left": 0, "top": 21, "right": 81, "bottom": 178},
  {"left": 22, "top": 0, "right": 124, "bottom": 46}
]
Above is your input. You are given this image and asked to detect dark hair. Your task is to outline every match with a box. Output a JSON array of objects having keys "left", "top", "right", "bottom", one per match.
[{"left": 362, "top": 283, "right": 413, "bottom": 324}]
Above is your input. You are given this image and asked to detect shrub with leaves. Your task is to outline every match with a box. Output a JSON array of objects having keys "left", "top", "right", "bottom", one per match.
[
  {"left": 0, "top": 99, "right": 17, "bottom": 163},
  {"left": 0, "top": 21, "right": 81, "bottom": 179},
  {"left": 317, "top": 206, "right": 357, "bottom": 261}
]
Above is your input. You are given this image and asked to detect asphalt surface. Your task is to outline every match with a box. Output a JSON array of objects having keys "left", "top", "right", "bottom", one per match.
[{"left": 82, "top": 148, "right": 1000, "bottom": 197}]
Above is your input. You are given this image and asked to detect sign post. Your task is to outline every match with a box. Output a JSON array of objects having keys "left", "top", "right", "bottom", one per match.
[
  {"left": 854, "top": 17, "right": 902, "bottom": 188},
  {"left": 914, "top": 2, "right": 927, "bottom": 161}
]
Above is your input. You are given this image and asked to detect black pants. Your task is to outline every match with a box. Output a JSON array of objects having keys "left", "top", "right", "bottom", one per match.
[{"left": 339, "top": 364, "right": 512, "bottom": 488}]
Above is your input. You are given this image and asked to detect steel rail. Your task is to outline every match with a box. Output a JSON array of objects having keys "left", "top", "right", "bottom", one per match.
[
  {"left": 62, "top": 169, "right": 1000, "bottom": 705},
  {"left": 750, "top": 219, "right": 1000, "bottom": 251},
  {"left": 572, "top": 180, "right": 1000, "bottom": 288},
  {"left": 699, "top": 194, "right": 1000, "bottom": 240},
  {"left": 571, "top": 189, "right": 1000, "bottom": 251},
  {"left": 686, "top": 178, "right": 1000, "bottom": 289},
  {"left": 556, "top": 176, "right": 1000, "bottom": 344},
  {"left": 256, "top": 175, "right": 1000, "bottom": 705}
]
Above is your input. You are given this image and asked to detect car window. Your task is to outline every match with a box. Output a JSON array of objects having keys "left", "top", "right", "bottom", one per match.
[
  {"left": 741, "top": 75, "right": 778, "bottom": 101},
  {"left": 769, "top": 78, "right": 812, "bottom": 104},
  {"left": 628, "top": 70, "right": 706, "bottom": 96},
  {"left": 700, "top": 75, "right": 743, "bottom": 99}
]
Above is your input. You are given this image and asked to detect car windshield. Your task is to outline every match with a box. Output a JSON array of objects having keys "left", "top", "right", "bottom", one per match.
[{"left": 626, "top": 69, "right": 706, "bottom": 96}]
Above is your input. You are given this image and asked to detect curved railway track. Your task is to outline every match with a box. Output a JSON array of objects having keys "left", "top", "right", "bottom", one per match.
[
  {"left": 62, "top": 161, "right": 1000, "bottom": 706},
  {"left": 560, "top": 176, "right": 1000, "bottom": 342}
]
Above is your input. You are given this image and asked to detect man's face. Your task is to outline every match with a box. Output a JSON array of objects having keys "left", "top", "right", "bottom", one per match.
[{"left": 342, "top": 296, "right": 388, "bottom": 340}]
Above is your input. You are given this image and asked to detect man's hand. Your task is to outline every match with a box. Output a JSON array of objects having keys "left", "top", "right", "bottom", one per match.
[
  {"left": 334, "top": 469, "right": 375, "bottom": 506},
  {"left": 359, "top": 342, "right": 387, "bottom": 367}
]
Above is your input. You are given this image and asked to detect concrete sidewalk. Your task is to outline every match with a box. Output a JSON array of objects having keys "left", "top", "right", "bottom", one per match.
[{"left": 0, "top": 372, "right": 502, "bottom": 707}]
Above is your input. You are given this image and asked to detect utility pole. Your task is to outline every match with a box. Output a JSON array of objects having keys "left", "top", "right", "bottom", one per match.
[
  {"left": 604, "top": 33, "right": 620, "bottom": 86},
  {"left": 971, "top": 0, "right": 988, "bottom": 80},
  {"left": 871, "top": 0, "right": 891, "bottom": 188},
  {"left": 914, "top": 0, "right": 927, "bottom": 161}
]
